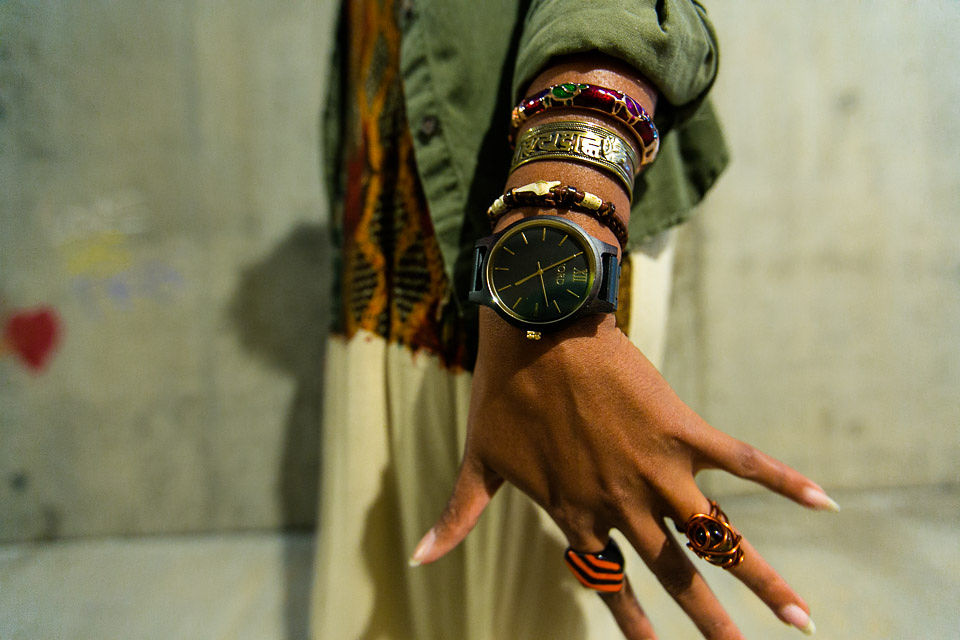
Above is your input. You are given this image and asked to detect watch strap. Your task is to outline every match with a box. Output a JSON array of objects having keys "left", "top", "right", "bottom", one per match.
[
  {"left": 468, "top": 238, "right": 494, "bottom": 307},
  {"left": 597, "top": 249, "right": 620, "bottom": 310}
]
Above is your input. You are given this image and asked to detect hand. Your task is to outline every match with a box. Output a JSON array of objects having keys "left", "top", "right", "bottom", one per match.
[{"left": 409, "top": 310, "right": 835, "bottom": 639}]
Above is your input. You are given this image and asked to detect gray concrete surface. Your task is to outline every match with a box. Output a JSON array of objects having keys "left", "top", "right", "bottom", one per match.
[
  {"left": 0, "top": 1, "right": 336, "bottom": 541},
  {"left": 0, "top": 532, "right": 314, "bottom": 640},
  {"left": 663, "top": 1, "right": 960, "bottom": 496},
  {"left": 1, "top": 1, "right": 958, "bottom": 544},
  {"left": 1, "top": 486, "right": 957, "bottom": 639}
]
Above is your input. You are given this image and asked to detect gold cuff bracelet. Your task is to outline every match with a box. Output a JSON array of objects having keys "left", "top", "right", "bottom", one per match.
[{"left": 510, "top": 121, "right": 639, "bottom": 198}]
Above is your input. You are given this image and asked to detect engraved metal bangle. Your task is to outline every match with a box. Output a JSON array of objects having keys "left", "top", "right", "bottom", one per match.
[{"left": 510, "top": 121, "right": 638, "bottom": 198}]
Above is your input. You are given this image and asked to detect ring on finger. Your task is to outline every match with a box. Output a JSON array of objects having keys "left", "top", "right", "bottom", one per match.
[
  {"left": 679, "top": 500, "right": 744, "bottom": 569},
  {"left": 564, "top": 538, "right": 626, "bottom": 593}
]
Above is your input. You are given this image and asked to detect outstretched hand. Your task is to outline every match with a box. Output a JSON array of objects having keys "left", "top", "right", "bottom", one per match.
[{"left": 409, "top": 308, "right": 835, "bottom": 639}]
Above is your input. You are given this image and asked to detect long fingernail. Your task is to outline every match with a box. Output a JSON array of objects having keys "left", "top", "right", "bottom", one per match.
[
  {"left": 802, "top": 486, "right": 840, "bottom": 512},
  {"left": 408, "top": 529, "right": 436, "bottom": 567},
  {"left": 781, "top": 604, "right": 816, "bottom": 635}
]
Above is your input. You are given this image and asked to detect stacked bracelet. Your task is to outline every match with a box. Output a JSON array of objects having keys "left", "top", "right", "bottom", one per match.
[
  {"left": 510, "top": 83, "right": 659, "bottom": 167},
  {"left": 510, "top": 121, "right": 638, "bottom": 197},
  {"left": 487, "top": 180, "right": 628, "bottom": 249}
]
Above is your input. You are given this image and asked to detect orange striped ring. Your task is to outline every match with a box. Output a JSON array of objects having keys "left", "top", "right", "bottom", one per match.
[{"left": 564, "top": 538, "right": 625, "bottom": 593}]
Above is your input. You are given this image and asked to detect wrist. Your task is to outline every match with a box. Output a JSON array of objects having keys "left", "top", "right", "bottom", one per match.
[{"left": 478, "top": 305, "right": 616, "bottom": 354}]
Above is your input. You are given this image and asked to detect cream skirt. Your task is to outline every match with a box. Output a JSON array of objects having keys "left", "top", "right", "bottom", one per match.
[{"left": 312, "top": 231, "right": 677, "bottom": 640}]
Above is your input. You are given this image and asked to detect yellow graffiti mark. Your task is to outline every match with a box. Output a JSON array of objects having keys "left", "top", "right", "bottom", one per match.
[{"left": 60, "top": 231, "right": 133, "bottom": 277}]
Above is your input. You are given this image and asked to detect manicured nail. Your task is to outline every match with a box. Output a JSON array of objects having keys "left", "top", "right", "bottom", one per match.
[
  {"left": 802, "top": 486, "right": 840, "bottom": 512},
  {"left": 781, "top": 604, "right": 816, "bottom": 635},
  {"left": 408, "top": 529, "right": 436, "bottom": 567}
]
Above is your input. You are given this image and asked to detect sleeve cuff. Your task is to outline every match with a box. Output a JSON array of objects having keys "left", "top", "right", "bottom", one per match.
[{"left": 513, "top": 0, "right": 719, "bottom": 128}]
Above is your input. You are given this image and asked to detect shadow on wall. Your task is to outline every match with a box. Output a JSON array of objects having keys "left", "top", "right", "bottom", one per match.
[{"left": 229, "top": 222, "right": 332, "bottom": 639}]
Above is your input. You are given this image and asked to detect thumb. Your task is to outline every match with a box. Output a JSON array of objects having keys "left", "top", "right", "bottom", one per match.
[{"left": 409, "top": 454, "right": 501, "bottom": 566}]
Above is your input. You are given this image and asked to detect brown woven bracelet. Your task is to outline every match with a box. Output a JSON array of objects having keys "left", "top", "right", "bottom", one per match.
[{"left": 487, "top": 180, "right": 628, "bottom": 249}]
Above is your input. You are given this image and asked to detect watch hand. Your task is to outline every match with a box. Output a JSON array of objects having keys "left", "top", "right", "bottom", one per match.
[
  {"left": 513, "top": 266, "right": 543, "bottom": 287},
  {"left": 536, "top": 252, "right": 585, "bottom": 278},
  {"left": 512, "top": 252, "right": 584, "bottom": 286},
  {"left": 537, "top": 261, "right": 550, "bottom": 306}
]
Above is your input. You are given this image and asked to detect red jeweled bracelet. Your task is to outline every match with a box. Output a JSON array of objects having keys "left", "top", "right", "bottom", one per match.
[{"left": 510, "top": 83, "right": 660, "bottom": 167}]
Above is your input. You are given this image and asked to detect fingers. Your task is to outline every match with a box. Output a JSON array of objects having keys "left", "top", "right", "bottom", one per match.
[
  {"left": 560, "top": 526, "right": 658, "bottom": 640},
  {"left": 408, "top": 454, "right": 502, "bottom": 566},
  {"left": 620, "top": 511, "right": 745, "bottom": 640},
  {"left": 692, "top": 427, "right": 839, "bottom": 512},
  {"left": 726, "top": 536, "right": 815, "bottom": 634},
  {"left": 670, "top": 492, "right": 816, "bottom": 636},
  {"left": 599, "top": 576, "right": 659, "bottom": 640}
]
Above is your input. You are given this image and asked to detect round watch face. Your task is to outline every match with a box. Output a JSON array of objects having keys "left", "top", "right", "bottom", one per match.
[{"left": 486, "top": 217, "right": 597, "bottom": 325}]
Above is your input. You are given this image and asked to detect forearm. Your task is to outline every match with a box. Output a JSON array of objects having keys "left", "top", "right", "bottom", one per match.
[
  {"left": 497, "top": 53, "right": 660, "bottom": 249},
  {"left": 479, "top": 56, "right": 661, "bottom": 375}
]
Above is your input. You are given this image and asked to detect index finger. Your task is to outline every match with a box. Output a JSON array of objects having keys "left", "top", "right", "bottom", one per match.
[{"left": 690, "top": 425, "right": 839, "bottom": 512}]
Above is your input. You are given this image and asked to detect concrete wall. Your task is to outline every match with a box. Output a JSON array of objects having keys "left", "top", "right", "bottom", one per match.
[
  {"left": 665, "top": 1, "right": 960, "bottom": 496},
  {"left": 0, "top": 0, "right": 337, "bottom": 541},
  {"left": 0, "top": 1, "right": 957, "bottom": 542}
]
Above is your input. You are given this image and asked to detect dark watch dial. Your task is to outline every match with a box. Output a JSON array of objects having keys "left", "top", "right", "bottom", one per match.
[{"left": 486, "top": 217, "right": 597, "bottom": 325}]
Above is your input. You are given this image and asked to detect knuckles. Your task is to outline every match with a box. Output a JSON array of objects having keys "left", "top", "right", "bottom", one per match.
[
  {"left": 547, "top": 502, "right": 597, "bottom": 545},
  {"left": 734, "top": 444, "right": 762, "bottom": 479},
  {"left": 603, "top": 481, "right": 638, "bottom": 517}
]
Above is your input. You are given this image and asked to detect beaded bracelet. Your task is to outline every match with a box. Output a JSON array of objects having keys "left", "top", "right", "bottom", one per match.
[
  {"left": 487, "top": 180, "right": 628, "bottom": 249},
  {"left": 511, "top": 121, "right": 638, "bottom": 197},
  {"left": 510, "top": 83, "right": 660, "bottom": 167}
]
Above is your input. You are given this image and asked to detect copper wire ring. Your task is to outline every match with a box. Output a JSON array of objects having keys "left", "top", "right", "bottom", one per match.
[{"left": 680, "top": 500, "right": 745, "bottom": 569}]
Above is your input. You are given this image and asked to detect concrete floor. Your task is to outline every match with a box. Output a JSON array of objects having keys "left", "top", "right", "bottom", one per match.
[{"left": 1, "top": 486, "right": 957, "bottom": 640}]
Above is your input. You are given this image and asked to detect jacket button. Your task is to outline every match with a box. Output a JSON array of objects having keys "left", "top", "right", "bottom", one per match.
[
  {"left": 418, "top": 115, "right": 439, "bottom": 140},
  {"left": 400, "top": 0, "right": 415, "bottom": 23}
]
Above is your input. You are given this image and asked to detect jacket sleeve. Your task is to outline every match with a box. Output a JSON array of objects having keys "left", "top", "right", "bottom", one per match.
[{"left": 513, "top": 0, "right": 719, "bottom": 127}]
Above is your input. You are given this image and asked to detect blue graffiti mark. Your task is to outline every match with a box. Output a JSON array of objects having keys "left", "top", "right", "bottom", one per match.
[
  {"left": 106, "top": 276, "right": 131, "bottom": 308},
  {"left": 70, "top": 261, "right": 186, "bottom": 316},
  {"left": 136, "top": 261, "right": 185, "bottom": 300}
]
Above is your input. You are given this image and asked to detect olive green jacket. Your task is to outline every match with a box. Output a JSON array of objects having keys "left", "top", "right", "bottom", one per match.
[{"left": 323, "top": 0, "right": 728, "bottom": 309}]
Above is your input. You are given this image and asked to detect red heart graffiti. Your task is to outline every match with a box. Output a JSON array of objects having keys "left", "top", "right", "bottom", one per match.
[{"left": 3, "top": 307, "right": 62, "bottom": 372}]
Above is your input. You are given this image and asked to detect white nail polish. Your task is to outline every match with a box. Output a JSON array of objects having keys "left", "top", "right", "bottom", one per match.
[
  {"left": 781, "top": 603, "right": 816, "bottom": 635},
  {"left": 802, "top": 486, "right": 840, "bottom": 512},
  {"left": 408, "top": 529, "right": 436, "bottom": 567}
]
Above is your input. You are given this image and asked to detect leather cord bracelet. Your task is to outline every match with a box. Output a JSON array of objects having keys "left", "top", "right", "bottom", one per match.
[
  {"left": 510, "top": 121, "right": 638, "bottom": 198},
  {"left": 487, "top": 180, "right": 628, "bottom": 250}
]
